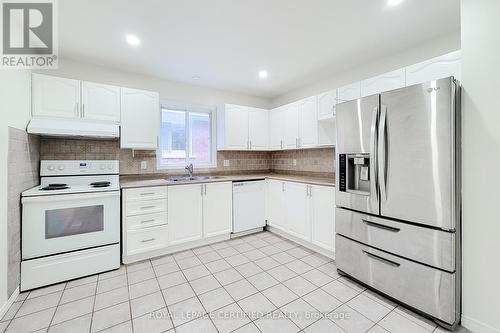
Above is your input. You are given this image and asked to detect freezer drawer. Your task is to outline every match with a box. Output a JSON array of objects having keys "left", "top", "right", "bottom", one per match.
[
  {"left": 336, "top": 235, "right": 457, "bottom": 325},
  {"left": 335, "top": 208, "right": 455, "bottom": 271}
]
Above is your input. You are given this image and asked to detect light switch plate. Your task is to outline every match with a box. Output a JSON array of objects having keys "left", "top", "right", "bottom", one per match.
[
  {"left": 140, "top": 161, "right": 147, "bottom": 170},
  {"left": 223, "top": 160, "right": 230, "bottom": 167}
]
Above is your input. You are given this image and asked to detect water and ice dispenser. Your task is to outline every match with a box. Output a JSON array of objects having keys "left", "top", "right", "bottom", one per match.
[{"left": 338, "top": 154, "right": 371, "bottom": 194}]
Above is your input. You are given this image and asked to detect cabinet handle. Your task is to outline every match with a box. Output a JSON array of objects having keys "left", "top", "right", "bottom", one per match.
[
  {"left": 140, "top": 205, "right": 155, "bottom": 210},
  {"left": 204, "top": 184, "right": 207, "bottom": 195},
  {"left": 280, "top": 140, "right": 283, "bottom": 149},
  {"left": 141, "top": 238, "right": 156, "bottom": 243},
  {"left": 282, "top": 182, "right": 285, "bottom": 192},
  {"left": 362, "top": 219, "right": 400, "bottom": 232},
  {"left": 75, "top": 103, "right": 79, "bottom": 117},
  {"left": 76, "top": 103, "right": 80, "bottom": 117},
  {"left": 140, "top": 219, "right": 156, "bottom": 224},
  {"left": 201, "top": 184, "right": 204, "bottom": 196},
  {"left": 249, "top": 141, "right": 252, "bottom": 150},
  {"left": 140, "top": 192, "right": 156, "bottom": 196},
  {"left": 82, "top": 104, "right": 85, "bottom": 118},
  {"left": 362, "top": 250, "right": 400, "bottom": 267}
]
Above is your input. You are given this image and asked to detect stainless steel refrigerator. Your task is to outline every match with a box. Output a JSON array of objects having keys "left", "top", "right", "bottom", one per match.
[{"left": 335, "top": 77, "right": 461, "bottom": 329}]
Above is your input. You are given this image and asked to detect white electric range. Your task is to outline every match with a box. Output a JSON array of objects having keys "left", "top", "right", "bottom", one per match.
[{"left": 21, "top": 160, "right": 121, "bottom": 291}]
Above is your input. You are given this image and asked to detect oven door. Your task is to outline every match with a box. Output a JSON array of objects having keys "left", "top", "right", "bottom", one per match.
[{"left": 22, "top": 191, "right": 120, "bottom": 259}]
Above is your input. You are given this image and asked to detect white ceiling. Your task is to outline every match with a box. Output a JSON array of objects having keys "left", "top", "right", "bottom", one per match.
[{"left": 59, "top": 0, "right": 460, "bottom": 98}]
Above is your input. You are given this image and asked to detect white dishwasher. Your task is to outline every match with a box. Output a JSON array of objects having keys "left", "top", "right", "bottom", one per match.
[{"left": 232, "top": 180, "right": 266, "bottom": 234}]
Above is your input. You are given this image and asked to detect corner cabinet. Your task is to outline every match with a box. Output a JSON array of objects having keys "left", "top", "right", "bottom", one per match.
[
  {"left": 217, "top": 104, "right": 269, "bottom": 150},
  {"left": 406, "top": 50, "right": 461, "bottom": 86},
  {"left": 266, "top": 180, "right": 336, "bottom": 257},
  {"left": 120, "top": 88, "right": 160, "bottom": 150}
]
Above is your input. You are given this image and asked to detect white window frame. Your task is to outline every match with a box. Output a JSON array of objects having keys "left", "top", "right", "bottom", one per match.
[{"left": 157, "top": 101, "right": 217, "bottom": 170}]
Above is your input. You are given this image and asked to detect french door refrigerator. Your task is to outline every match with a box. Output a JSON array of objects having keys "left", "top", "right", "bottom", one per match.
[{"left": 335, "top": 77, "right": 461, "bottom": 329}]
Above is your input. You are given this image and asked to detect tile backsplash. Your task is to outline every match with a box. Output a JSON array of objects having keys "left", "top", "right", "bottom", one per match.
[
  {"left": 39, "top": 138, "right": 334, "bottom": 176},
  {"left": 7, "top": 127, "right": 40, "bottom": 298}
]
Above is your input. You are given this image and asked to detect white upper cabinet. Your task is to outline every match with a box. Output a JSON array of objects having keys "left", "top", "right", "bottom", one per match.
[
  {"left": 217, "top": 104, "right": 269, "bottom": 150},
  {"left": 81, "top": 81, "right": 121, "bottom": 122},
  {"left": 203, "top": 182, "right": 233, "bottom": 238},
  {"left": 361, "top": 69, "right": 406, "bottom": 97},
  {"left": 120, "top": 87, "right": 160, "bottom": 150},
  {"left": 298, "top": 96, "right": 318, "bottom": 148},
  {"left": 32, "top": 74, "right": 80, "bottom": 119},
  {"left": 337, "top": 82, "right": 361, "bottom": 103},
  {"left": 248, "top": 108, "right": 269, "bottom": 150},
  {"left": 406, "top": 50, "right": 461, "bottom": 86},
  {"left": 269, "top": 107, "right": 285, "bottom": 150},
  {"left": 317, "top": 90, "right": 337, "bottom": 120},
  {"left": 283, "top": 103, "right": 300, "bottom": 149}
]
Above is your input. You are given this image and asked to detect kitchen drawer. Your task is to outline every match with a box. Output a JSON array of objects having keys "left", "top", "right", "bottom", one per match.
[
  {"left": 124, "top": 186, "right": 167, "bottom": 202},
  {"left": 336, "top": 235, "right": 456, "bottom": 325},
  {"left": 125, "top": 198, "right": 167, "bottom": 216},
  {"left": 125, "top": 212, "right": 167, "bottom": 231},
  {"left": 126, "top": 225, "right": 168, "bottom": 255},
  {"left": 335, "top": 208, "right": 455, "bottom": 271}
]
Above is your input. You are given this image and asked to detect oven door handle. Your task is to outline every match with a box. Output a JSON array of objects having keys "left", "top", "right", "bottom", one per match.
[{"left": 21, "top": 191, "right": 120, "bottom": 203}]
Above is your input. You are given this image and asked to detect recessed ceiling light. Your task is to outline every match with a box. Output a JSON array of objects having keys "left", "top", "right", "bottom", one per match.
[
  {"left": 387, "top": 0, "right": 404, "bottom": 7},
  {"left": 192, "top": 75, "right": 201, "bottom": 80},
  {"left": 258, "top": 70, "right": 268, "bottom": 79},
  {"left": 125, "top": 34, "right": 140, "bottom": 46}
]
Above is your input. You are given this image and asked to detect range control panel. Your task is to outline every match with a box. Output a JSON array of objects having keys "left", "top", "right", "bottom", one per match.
[{"left": 40, "top": 160, "right": 120, "bottom": 176}]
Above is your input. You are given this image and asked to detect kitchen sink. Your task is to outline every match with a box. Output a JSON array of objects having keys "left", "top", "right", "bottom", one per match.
[{"left": 165, "top": 176, "right": 226, "bottom": 182}]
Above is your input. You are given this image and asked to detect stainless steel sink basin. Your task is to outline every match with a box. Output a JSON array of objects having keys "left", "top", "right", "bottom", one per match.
[{"left": 165, "top": 176, "right": 225, "bottom": 182}]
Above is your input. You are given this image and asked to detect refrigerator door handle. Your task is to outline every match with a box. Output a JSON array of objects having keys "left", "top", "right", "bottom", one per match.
[
  {"left": 362, "top": 250, "right": 401, "bottom": 267},
  {"left": 378, "top": 105, "right": 388, "bottom": 201},
  {"left": 370, "top": 106, "right": 379, "bottom": 202}
]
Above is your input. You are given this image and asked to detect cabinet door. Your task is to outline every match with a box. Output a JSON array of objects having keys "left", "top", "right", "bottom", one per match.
[
  {"left": 203, "top": 182, "right": 233, "bottom": 238},
  {"left": 311, "top": 185, "right": 335, "bottom": 252},
  {"left": 298, "top": 96, "right": 318, "bottom": 148},
  {"left": 317, "top": 90, "right": 337, "bottom": 120},
  {"left": 337, "top": 82, "right": 361, "bottom": 103},
  {"left": 284, "top": 182, "right": 311, "bottom": 241},
  {"left": 269, "top": 107, "right": 285, "bottom": 150},
  {"left": 283, "top": 103, "right": 299, "bottom": 149},
  {"left": 32, "top": 74, "right": 80, "bottom": 119},
  {"left": 406, "top": 50, "right": 461, "bottom": 86},
  {"left": 224, "top": 105, "right": 249, "bottom": 150},
  {"left": 120, "top": 88, "right": 159, "bottom": 150},
  {"left": 168, "top": 184, "right": 203, "bottom": 245},
  {"left": 248, "top": 108, "right": 269, "bottom": 150},
  {"left": 361, "top": 69, "right": 406, "bottom": 97},
  {"left": 81, "top": 81, "right": 121, "bottom": 122},
  {"left": 267, "top": 180, "right": 286, "bottom": 231}
]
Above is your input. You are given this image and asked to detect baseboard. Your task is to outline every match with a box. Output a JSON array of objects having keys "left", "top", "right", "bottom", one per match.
[
  {"left": 0, "top": 287, "right": 19, "bottom": 320},
  {"left": 266, "top": 226, "right": 335, "bottom": 259},
  {"left": 461, "top": 315, "right": 500, "bottom": 333}
]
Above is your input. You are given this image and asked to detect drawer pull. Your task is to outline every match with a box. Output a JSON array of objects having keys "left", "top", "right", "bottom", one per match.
[
  {"left": 140, "top": 206, "right": 156, "bottom": 210},
  {"left": 362, "top": 219, "right": 400, "bottom": 233},
  {"left": 140, "top": 219, "right": 156, "bottom": 224},
  {"left": 141, "top": 238, "right": 156, "bottom": 243},
  {"left": 363, "top": 250, "right": 400, "bottom": 267},
  {"left": 140, "top": 192, "right": 156, "bottom": 196}
]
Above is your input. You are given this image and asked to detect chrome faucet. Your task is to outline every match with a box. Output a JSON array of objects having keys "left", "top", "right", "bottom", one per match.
[{"left": 185, "top": 163, "right": 194, "bottom": 177}]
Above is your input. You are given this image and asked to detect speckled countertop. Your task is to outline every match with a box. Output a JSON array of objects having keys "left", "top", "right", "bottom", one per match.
[{"left": 120, "top": 173, "right": 335, "bottom": 189}]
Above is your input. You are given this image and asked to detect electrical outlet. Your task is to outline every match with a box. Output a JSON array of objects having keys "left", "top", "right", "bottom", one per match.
[
  {"left": 293, "top": 159, "right": 297, "bottom": 166},
  {"left": 140, "top": 161, "right": 148, "bottom": 170},
  {"left": 223, "top": 160, "right": 230, "bottom": 167}
]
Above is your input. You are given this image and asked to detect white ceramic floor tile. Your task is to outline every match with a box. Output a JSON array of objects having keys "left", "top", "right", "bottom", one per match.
[
  {"left": 98, "top": 320, "right": 133, "bottom": 333},
  {"left": 211, "top": 303, "right": 250, "bottom": 333},
  {"left": 322, "top": 280, "right": 360, "bottom": 303},
  {"left": 254, "top": 310, "right": 301, "bottom": 333},
  {"left": 6, "top": 308, "right": 56, "bottom": 333},
  {"left": 197, "top": 251, "right": 222, "bottom": 263},
  {"left": 217, "top": 247, "right": 239, "bottom": 258},
  {"left": 379, "top": 310, "right": 432, "bottom": 333},
  {"left": 59, "top": 282, "right": 96, "bottom": 304},
  {"left": 132, "top": 307, "right": 173, "bottom": 333},
  {"left": 316, "top": 262, "right": 340, "bottom": 278},
  {"left": 237, "top": 292, "right": 277, "bottom": 320},
  {"left": 152, "top": 262, "right": 180, "bottom": 277},
  {"left": 52, "top": 296, "right": 94, "bottom": 325},
  {"left": 302, "top": 288, "right": 342, "bottom": 313},
  {"left": 98, "top": 266, "right": 126, "bottom": 281},
  {"left": 267, "top": 265, "right": 298, "bottom": 282},
  {"left": 330, "top": 304, "right": 375, "bottom": 333},
  {"left": 247, "top": 272, "right": 279, "bottom": 291},
  {"left": 130, "top": 291, "right": 166, "bottom": 319},
  {"left": 225, "top": 279, "right": 259, "bottom": 301},
  {"left": 225, "top": 254, "right": 251, "bottom": 267},
  {"left": 91, "top": 302, "right": 131, "bottom": 332},
  {"left": 303, "top": 318, "right": 345, "bottom": 333},
  {"left": 126, "top": 260, "right": 152, "bottom": 273},
  {"left": 47, "top": 313, "right": 91, "bottom": 333},
  {"left": 157, "top": 271, "right": 187, "bottom": 289},
  {"left": 16, "top": 291, "right": 62, "bottom": 317},
  {"left": 213, "top": 268, "right": 244, "bottom": 286},
  {"left": 190, "top": 275, "right": 222, "bottom": 295},
  {"left": 347, "top": 293, "right": 393, "bottom": 322},
  {"left": 367, "top": 325, "right": 391, "bottom": 333},
  {"left": 280, "top": 298, "right": 320, "bottom": 329},
  {"left": 168, "top": 297, "right": 206, "bottom": 327},
  {"left": 173, "top": 250, "right": 195, "bottom": 261},
  {"left": 301, "top": 269, "right": 334, "bottom": 287},
  {"left": 262, "top": 284, "right": 298, "bottom": 308},
  {"left": 205, "top": 259, "right": 232, "bottom": 274},
  {"left": 175, "top": 316, "right": 217, "bottom": 333},
  {"left": 1, "top": 301, "right": 22, "bottom": 321},
  {"left": 243, "top": 249, "right": 267, "bottom": 261},
  {"left": 193, "top": 245, "right": 213, "bottom": 255},
  {"left": 176, "top": 256, "right": 202, "bottom": 270},
  {"left": 162, "top": 282, "right": 195, "bottom": 306},
  {"left": 260, "top": 245, "right": 282, "bottom": 256},
  {"left": 283, "top": 276, "right": 317, "bottom": 297},
  {"left": 255, "top": 257, "right": 281, "bottom": 270},
  {"left": 129, "top": 278, "right": 160, "bottom": 300},
  {"left": 27, "top": 283, "right": 65, "bottom": 299},
  {"left": 198, "top": 287, "right": 234, "bottom": 312},
  {"left": 94, "top": 286, "right": 129, "bottom": 311},
  {"left": 66, "top": 275, "right": 98, "bottom": 289},
  {"left": 151, "top": 255, "right": 175, "bottom": 267},
  {"left": 271, "top": 252, "right": 296, "bottom": 264},
  {"left": 285, "top": 260, "right": 314, "bottom": 275},
  {"left": 182, "top": 265, "right": 211, "bottom": 281},
  {"left": 234, "top": 262, "right": 264, "bottom": 278},
  {"left": 393, "top": 306, "right": 437, "bottom": 332},
  {"left": 96, "top": 274, "right": 128, "bottom": 294}
]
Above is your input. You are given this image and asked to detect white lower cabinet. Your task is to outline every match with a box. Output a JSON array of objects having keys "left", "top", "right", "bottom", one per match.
[
  {"left": 310, "top": 185, "right": 335, "bottom": 252},
  {"left": 267, "top": 180, "right": 335, "bottom": 255},
  {"left": 266, "top": 180, "right": 286, "bottom": 231},
  {"left": 284, "top": 182, "right": 311, "bottom": 241},
  {"left": 203, "top": 182, "right": 233, "bottom": 238},
  {"left": 168, "top": 184, "right": 203, "bottom": 246}
]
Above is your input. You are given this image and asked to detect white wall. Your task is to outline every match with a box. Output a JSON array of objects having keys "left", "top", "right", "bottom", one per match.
[
  {"left": 36, "top": 59, "right": 271, "bottom": 109},
  {"left": 271, "top": 32, "right": 461, "bottom": 107},
  {"left": 0, "top": 70, "right": 32, "bottom": 309},
  {"left": 460, "top": 1, "right": 500, "bottom": 332}
]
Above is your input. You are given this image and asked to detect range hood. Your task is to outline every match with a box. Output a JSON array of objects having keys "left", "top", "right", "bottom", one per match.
[{"left": 27, "top": 118, "right": 119, "bottom": 138}]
